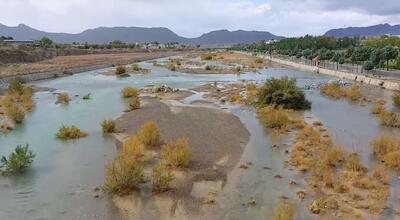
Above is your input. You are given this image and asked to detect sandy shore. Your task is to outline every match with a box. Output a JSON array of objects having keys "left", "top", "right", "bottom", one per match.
[{"left": 113, "top": 96, "right": 249, "bottom": 219}]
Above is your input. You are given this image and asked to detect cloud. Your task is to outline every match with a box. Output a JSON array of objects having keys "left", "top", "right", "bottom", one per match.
[{"left": 0, "top": 0, "right": 399, "bottom": 37}]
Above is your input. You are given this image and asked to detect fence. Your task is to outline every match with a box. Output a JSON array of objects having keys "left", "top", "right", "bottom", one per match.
[{"left": 270, "top": 54, "right": 400, "bottom": 80}]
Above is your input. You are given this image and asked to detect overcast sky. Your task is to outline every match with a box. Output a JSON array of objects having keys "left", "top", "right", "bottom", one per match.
[{"left": 1, "top": 0, "right": 400, "bottom": 37}]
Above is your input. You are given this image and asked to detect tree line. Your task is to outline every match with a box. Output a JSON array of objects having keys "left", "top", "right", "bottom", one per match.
[{"left": 234, "top": 35, "right": 400, "bottom": 71}]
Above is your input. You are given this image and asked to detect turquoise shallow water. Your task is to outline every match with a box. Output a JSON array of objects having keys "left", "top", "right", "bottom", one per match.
[{"left": 0, "top": 58, "right": 397, "bottom": 219}]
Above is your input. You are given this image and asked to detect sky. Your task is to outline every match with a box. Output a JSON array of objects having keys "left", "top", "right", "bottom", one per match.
[{"left": 1, "top": 0, "right": 400, "bottom": 37}]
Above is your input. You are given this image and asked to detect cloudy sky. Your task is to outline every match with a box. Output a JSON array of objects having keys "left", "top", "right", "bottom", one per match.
[{"left": 1, "top": 0, "right": 400, "bottom": 37}]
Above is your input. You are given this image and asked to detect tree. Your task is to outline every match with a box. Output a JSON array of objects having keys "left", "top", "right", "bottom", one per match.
[
  {"left": 381, "top": 45, "right": 398, "bottom": 70},
  {"left": 40, "top": 37, "right": 53, "bottom": 48}
]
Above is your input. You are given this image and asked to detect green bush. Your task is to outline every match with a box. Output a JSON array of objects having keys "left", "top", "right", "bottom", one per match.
[
  {"left": 56, "top": 125, "right": 88, "bottom": 140},
  {"left": 0, "top": 144, "right": 35, "bottom": 174},
  {"left": 257, "top": 77, "right": 311, "bottom": 110}
]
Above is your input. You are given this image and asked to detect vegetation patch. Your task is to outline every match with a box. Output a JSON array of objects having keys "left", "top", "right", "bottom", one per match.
[
  {"left": 103, "top": 154, "right": 144, "bottom": 195},
  {"left": 162, "top": 137, "right": 191, "bottom": 168},
  {"left": 257, "top": 77, "right": 311, "bottom": 110},
  {"left": 121, "top": 86, "right": 139, "bottom": 98},
  {"left": 115, "top": 66, "right": 127, "bottom": 75},
  {"left": 320, "top": 83, "right": 364, "bottom": 102},
  {"left": 0, "top": 144, "right": 35, "bottom": 175},
  {"left": 101, "top": 119, "right": 116, "bottom": 133},
  {"left": 0, "top": 79, "right": 35, "bottom": 125},
  {"left": 56, "top": 125, "right": 88, "bottom": 140},
  {"left": 273, "top": 201, "right": 295, "bottom": 220},
  {"left": 371, "top": 135, "right": 400, "bottom": 170},
  {"left": 137, "top": 122, "right": 160, "bottom": 146},
  {"left": 393, "top": 91, "right": 400, "bottom": 107},
  {"left": 57, "top": 93, "right": 70, "bottom": 105},
  {"left": 121, "top": 136, "right": 146, "bottom": 159},
  {"left": 258, "top": 105, "right": 292, "bottom": 131},
  {"left": 128, "top": 96, "right": 141, "bottom": 110},
  {"left": 151, "top": 163, "right": 174, "bottom": 193}
]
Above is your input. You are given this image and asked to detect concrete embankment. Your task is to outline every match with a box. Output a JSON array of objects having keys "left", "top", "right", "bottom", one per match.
[
  {"left": 265, "top": 55, "right": 400, "bottom": 91},
  {"left": 0, "top": 64, "right": 111, "bottom": 90}
]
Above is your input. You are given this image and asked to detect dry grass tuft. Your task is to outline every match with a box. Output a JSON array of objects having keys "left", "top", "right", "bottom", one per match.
[
  {"left": 101, "top": 119, "right": 116, "bottom": 133},
  {"left": 57, "top": 93, "right": 70, "bottom": 105},
  {"left": 392, "top": 91, "right": 400, "bottom": 107},
  {"left": 151, "top": 163, "right": 174, "bottom": 193},
  {"left": 273, "top": 201, "right": 295, "bottom": 220},
  {"left": 121, "top": 136, "right": 146, "bottom": 159},
  {"left": 56, "top": 125, "right": 88, "bottom": 140},
  {"left": 258, "top": 105, "right": 292, "bottom": 131},
  {"left": 103, "top": 155, "right": 144, "bottom": 195},
  {"left": 162, "top": 137, "right": 191, "bottom": 168},
  {"left": 6, "top": 104, "right": 25, "bottom": 123},
  {"left": 320, "top": 83, "right": 364, "bottom": 101},
  {"left": 121, "top": 87, "right": 139, "bottom": 98},
  {"left": 137, "top": 122, "right": 160, "bottom": 146},
  {"left": 115, "top": 66, "right": 127, "bottom": 75}
]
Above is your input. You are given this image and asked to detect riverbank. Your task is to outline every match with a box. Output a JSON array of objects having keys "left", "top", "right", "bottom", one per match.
[
  {"left": 235, "top": 51, "right": 400, "bottom": 91},
  {"left": 112, "top": 95, "right": 250, "bottom": 219},
  {"left": 0, "top": 50, "right": 186, "bottom": 90}
]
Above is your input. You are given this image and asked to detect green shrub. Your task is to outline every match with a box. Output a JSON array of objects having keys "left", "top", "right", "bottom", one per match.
[
  {"left": 137, "top": 122, "right": 160, "bottom": 146},
  {"left": 101, "top": 120, "right": 116, "bottom": 133},
  {"left": 0, "top": 144, "right": 35, "bottom": 174},
  {"left": 121, "top": 87, "right": 139, "bottom": 98},
  {"left": 103, "top": 155, "right": 144, "bottom": 195},
  {"left": 151, "top": 164, "right": 174, "bottom": 193},
  {"left": 82, "top": 93, "right": 91, "bottom": 100},
  {"left": 257, "top": 77, "right": 311, "bottom": 110},
  {"left": 162, "top": 138, "right": 191, "bottom": 168},
  {"left": 115, "top": 66, "right": 127, "bottom": 75},
  {"left": 128, "top": 96, "right": 141, "bottom": 110},
  {"left": 393, "top": 91, "right": 400, "bottom": 107},
  {"left": 56, "top": 125, "right": 88, "bottom": 140}
]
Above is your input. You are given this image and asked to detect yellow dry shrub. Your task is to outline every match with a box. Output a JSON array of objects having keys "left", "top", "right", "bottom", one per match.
[
  {"left": 273, "top": 201, "right": 295, "bottom": 220},
  {"left": 6, "top": 104, "right": 25, "bottom": 123},
  {"left": 162, "top": 138, "right": 191, "bottom": 168},
  {"left": 258, "top": 105, "right": 291, "bottom": 131},
  {"left": 103, "top": 155, "right": 144, "bottom": 195},
  {"left": 121, "top": 87, "right": 139, "bottom": 98},
  {"left": 101, "top": 119, "right": 116, "bottom": 133},
  {"left": 151, "top": 163, "right": 174, "bottom": 193},
  {"left": 371, "top": 135, "right": 399, "bottom": 157},
  {"left": 137, "top": 122, "right": 160, "bottom": 146},
  {"left": 120, "top": 136, "right": 145, "bottom": 159},
  {"left": 57, "top": 93, "right": 70, "bottom": 105},
  {"left": 320, "top": 83, "right": 344, "bottom": 99},
  {"left": 345, "top": 85, "right": 364, "bottom": 101}
]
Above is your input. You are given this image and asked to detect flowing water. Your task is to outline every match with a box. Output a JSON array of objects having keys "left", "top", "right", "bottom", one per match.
[{"left": 0, "top": 58, "right": 398, "bottom": 220}]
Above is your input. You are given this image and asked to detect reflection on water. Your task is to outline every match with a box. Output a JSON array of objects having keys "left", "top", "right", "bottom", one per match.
[{"left": 0, "top": 57, "right": 398, "bottom": 219}]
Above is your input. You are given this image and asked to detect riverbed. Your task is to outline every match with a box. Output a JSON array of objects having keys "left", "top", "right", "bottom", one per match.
[{"left": 0, "top": 56, "right": 398, "bottom": 219}]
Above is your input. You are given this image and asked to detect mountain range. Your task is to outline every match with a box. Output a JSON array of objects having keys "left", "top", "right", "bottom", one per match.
[
  {"left": 325, "top": 23, "right": 400, "bottom": 38},
  {"left": 0, "top": 24, "right": 283, "bottom": 45}
]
